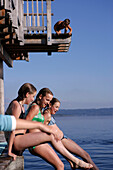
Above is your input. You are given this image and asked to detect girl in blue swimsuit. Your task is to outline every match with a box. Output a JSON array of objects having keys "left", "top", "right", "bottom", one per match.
[{"left": 43, "top": 97, "right": 99, "bottom": 170}]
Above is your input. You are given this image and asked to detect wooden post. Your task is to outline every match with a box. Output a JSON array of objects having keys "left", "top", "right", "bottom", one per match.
[
  {"left": 47, "top": 0, "right": 52, "bottom": 45},
  {"left": 36, "top": 0, "right": 40, "bottom": 33},
  {"left": 0, "top": 58, "right": 4, "bottom": 115}
]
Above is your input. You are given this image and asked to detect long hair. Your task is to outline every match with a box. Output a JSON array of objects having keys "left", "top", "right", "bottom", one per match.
[
  {"left": 34, "top": 88, "right": 53, "bottom": 105},
  {"left": 17, "top": 83, "right": 37, "bottom": 101},
  {"left": 50, "top": 97, "right": 60, "bottom": 106}
]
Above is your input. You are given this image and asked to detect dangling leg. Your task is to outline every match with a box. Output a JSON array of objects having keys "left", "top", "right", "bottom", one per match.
[
  {"left": 50, "top": 135, "right": 93, "bottom": 169},
  {"left": 62, "top": 138, "right": 99, "bottom": 170},
  {"left": 13, "top": 132, "right": 93, "bottom": 169},
  {"left": 30, "top": 143, "right": 64, "bottom": 170}
]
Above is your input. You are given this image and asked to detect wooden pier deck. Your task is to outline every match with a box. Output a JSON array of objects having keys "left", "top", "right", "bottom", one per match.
[{"left": 0, "top": 132, "right": 24, "bottom": 170}]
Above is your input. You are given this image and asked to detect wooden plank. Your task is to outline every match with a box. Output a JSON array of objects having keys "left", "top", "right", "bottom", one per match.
[
  {"left": 24, "top": 26, "right": 46, "bottom": 31},
  {"left": 18, "top": 0, "right": 24, "bottom": 43},
  {"left": 47, "top": 0, "right": 52, "bottom": 45},
  {"left": 4, "top": 0, "right": 11, "bottom": 11},
  {"left": 0, "top": 58, "right": 4, "bottom": 115},
  {"left": 58, "top": 46, "right": 69, "bottom": 50},
  {"left": 41, "top": 0, "right": 44, "bottom": 32},
  {"left": 0, "top": 44, "right": 13, "bottom": 67},
  {"left": 0, "top": 155, "right": 24, "bottom": 170},
  {"left": 52, "top": 37, "right": 71, "bottom": 44},
  {"left": 0, "top": 0, "right": 4, "bottom": 6},
  {"left": 5, "top": 44, "right": 69, "bottom": 51},
  {"left": 27, "top": 0, "right": 29, "bottom": 26},
  {"left": 36, "top": 0, "right": 40, "bottom": 33},
  {"left": 24, "top": 0, "right": 54, "bottom": 1},
  {"left": 24, "top": 13, "right": 53, "bottom": 16},
  {"left": 24, "top": 38, "right": 46, "bottom": 44},
  {"left": 58, "top": 49, "right": 68, "bottom": 52},
  {"left": 32, "top": 0, "right": 35, "bottom": 27}
]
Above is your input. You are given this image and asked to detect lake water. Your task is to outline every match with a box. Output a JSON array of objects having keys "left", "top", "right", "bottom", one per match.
[{"left": 24, "top": 110, "right": 113, "bottom": 170}]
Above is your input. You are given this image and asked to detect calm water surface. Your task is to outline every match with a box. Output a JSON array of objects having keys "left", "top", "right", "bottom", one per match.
[{"left": 24, "top": 114, "right": 113, "bottom": 170}]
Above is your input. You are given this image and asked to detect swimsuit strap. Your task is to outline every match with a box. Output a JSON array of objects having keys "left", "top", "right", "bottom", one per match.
[{"left": 17, "top": 101, "right": 26, "bottom": 119}]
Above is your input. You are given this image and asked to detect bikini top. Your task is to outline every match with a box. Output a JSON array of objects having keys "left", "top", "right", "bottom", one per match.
[
  {"left": 5, "top": 100, "right": 26, "bottom": 120},
  {"left": 27, "top": 103, "right": 45, "bottom": 124},
  {"left": 18, "top": 103, "right": 26, "bottom": 119}
]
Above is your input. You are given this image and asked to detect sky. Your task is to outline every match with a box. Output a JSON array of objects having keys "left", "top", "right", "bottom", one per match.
[{"left": 4, "top": 0, "right": 113, "bottom": 109}]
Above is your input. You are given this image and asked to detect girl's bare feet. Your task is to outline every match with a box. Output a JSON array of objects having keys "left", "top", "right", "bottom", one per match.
[
  {"left": 78, "top": 159, "right": 93, "bottom": 169},
  {"left": 68, "top": 160, "right": 79, "bottom": 169},
  {"left": 68, "top": 159, "right": 93, "bottom": 169}
]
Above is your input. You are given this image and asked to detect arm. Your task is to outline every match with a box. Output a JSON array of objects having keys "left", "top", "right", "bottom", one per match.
[
  {"left": 26, "top": 104, "right": 38, "bottom": 121},
  {"left": 65, "top": 25, "right": 72, "bottom": 35},
  {"left": 39, "top": 123, "right": 61, "bottom": 140},
  {"left": 46, "top": 115, "right": 64, "bottom": 140},
  {"left": 17, "top": 118, "right": 60, "bottom": 140},
  {"left": 26, "top": 105, "right": 61, "bottom": 140},
  {"left": 68, "top": 25, "right": 72, "bottom": 35},
  {"left": 8, "top": 131, "right": 17, "bottom": 160},
  {"left": 50, "top": 124, "right": 64, "bottom": 140},
  {"left": 7, "top": 101, "right": 22, "bottom": 159}
]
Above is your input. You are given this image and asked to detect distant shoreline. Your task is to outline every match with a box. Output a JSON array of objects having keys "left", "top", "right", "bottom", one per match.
[{"left": 56, "top": 108, "right": 113, "bottom": 116}]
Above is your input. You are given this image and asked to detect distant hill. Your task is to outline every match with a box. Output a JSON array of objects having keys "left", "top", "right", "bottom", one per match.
[{"left": 56, "top": 108, "right": 113, "bottom": 116}]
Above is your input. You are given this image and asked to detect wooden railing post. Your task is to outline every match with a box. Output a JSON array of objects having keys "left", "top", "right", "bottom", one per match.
[
  {"left": 0, "top": 58, "right": 4, "bottom": 115},
  {"left": 47, "top": 0, "right": 52, "bottom": 45},
  {"left": 36, "top": 0, "right": 40, "bottom": 33}
]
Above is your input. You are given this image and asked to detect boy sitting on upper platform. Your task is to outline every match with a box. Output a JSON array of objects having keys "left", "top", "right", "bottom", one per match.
[{"left": 54, "top": 19, "right": 72, "bottom": 35}]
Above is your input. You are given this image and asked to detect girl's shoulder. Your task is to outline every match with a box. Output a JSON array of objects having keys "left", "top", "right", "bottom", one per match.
[
  {"left": 6, "top": 100, "right": 22, "bottom": 117},
  {"left": 30, "top": 103, "right": 39, "bottom": 111},
  {"left": 31, "top": 103, "right": 37, "bottom": 106},
  {"left": 11, "top": 100, "right": 19, "bottom": 105},
  {"left": 7, "top": 100, "right": 20, "bottom": 111}
]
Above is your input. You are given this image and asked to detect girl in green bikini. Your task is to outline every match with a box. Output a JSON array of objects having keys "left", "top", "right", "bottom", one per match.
[{"left": 26, "top": 88, "right": 93, "bottom": 170}]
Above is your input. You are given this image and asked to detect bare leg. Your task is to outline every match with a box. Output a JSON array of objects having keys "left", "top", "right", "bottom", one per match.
[
  {"left": 50, "top": 135, "right": 93, "bottom": 169},
  {"left": 30, "top": 143, "right": 64, "bottom": 170},
  {"left": 13, "top": 132, "right": 53, "bottom": 151},
  {"left": 62, "top": 138, "right": 99, "bottom": 170},
  {"left": 13, "top": 132, "right": 93, "bottom": 169}
]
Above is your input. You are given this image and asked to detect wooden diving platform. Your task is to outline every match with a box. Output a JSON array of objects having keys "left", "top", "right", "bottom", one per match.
[
  {"left": 4, "top": 33, "right": 71, "bottom": 59},
  {"left": 0, "top": 0, "right": 72, "bottom": 67}
]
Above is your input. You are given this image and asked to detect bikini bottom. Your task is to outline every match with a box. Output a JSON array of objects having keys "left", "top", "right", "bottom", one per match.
[
  {"left": 12, "top": 133, "right": 25, "bottom": 156},
  {"left": 61, "top": 134, "right": 68, "bottom": 140}
]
